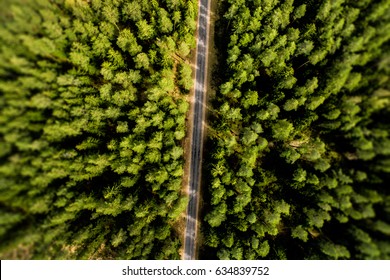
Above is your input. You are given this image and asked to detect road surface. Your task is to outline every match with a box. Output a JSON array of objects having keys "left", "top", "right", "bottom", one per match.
[{"left": 183, "top": 0, "right": 211, "bottom": 260}]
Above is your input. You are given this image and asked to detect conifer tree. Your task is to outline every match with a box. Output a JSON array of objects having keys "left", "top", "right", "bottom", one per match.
[
  {"left": 202, "top": 0, "right": 390, "bottom": 260},
  {"left": 0, "top": 0, "right": 197, "bottom": 259}
]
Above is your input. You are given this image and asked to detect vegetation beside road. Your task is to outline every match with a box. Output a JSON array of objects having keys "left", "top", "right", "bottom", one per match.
[
  {"left": 202, "top": 0, "right": 390, "bottom": 260},
  {"left": 1, "top": 0, "right": 390, "bottom": 260},
  {"left": 0, "top": 0, "right": 197, "bottom": 259}
]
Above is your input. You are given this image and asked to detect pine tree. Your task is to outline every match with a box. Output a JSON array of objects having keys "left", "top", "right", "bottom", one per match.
[
  {"left": 0, "top": 0, "right": 196, "bottom": 260},
  {"left": 202, "top": 0, "right": 390, "bottom": 260}
]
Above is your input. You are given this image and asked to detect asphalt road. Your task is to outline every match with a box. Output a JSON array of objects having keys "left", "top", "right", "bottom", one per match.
[{"left": 183, "top": 0, "right": 210, "bottom": 260}]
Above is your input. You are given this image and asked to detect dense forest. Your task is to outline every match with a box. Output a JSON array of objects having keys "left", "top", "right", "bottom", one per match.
[
  {"left": 202, "top": 0, "right": 390, "bottom": 259},
  {"left": 1, "top": 0, "right": 390, "bottom": 260},
  {"left": 0, "top": 0, "right": 197, "bottom": 259}
]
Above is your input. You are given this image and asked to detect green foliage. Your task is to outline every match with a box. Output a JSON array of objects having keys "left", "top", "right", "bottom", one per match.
[
  {"left": 272, "top": 120, "right": 294, "bottom": 141},
  {"left": 0, "top": 0, "right": 197, "bottom": 259},
  {"left": 320, "top": 241, "right": 351, "bottom": 260},
  {"left": 203, "top": 0, "right": 390, "bottom": 260}
]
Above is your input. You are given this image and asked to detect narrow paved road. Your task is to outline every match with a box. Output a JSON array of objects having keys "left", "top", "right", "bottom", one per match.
[{"left": 184, "top": 0, "right": 211, "bottom": 260}]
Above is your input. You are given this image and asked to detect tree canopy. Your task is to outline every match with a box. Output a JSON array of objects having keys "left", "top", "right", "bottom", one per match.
[
  {"left": 0, "top": 0, "right": 197, "bottom": 259},
  {"left": 202, "top": 0, "right": 390, "bottom": 260}
]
